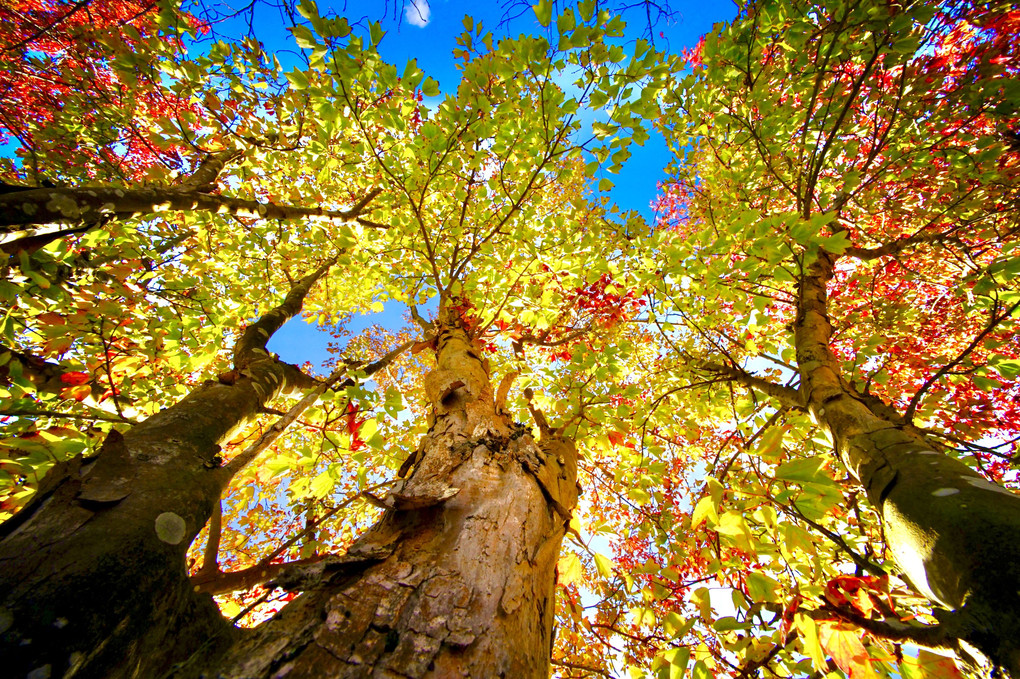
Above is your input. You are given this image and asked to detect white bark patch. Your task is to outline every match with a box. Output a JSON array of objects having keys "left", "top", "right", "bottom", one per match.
[
  {"left": 27, "top": 665, "right": 51, "bottom": 679},
  {"left": 155, "top": 512, "right": 187, "bottom": 544},
  {"left": 917, "top": 450, "right": 940, "bottom": 455},
  {"left": 963, "top": 475, "right": 1018, "bottom": 498},
  {"left": 931, "top": 488, "right": 959, "bottom": 497},
  {"left": 46, "top": 194, "right": 80, "bottom": 218}
]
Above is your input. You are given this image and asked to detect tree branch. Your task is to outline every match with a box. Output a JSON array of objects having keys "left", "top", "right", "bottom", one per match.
[
  {"left": 179, "top": 149, "right": 244, "bottom": 189},
  {"left": 191, "top": 480, "right": 396, "bottom": 595},
  {"left": 904, "top": 299, "right": 1020, "bottom": 422},
  {"left": 0, "top": 185, "right": 383, "bottom": 234},
  {"left": 198, "top": 496, "right": 223, "bottom": 577},
  {"left": 778, "top": 499, "right": 886, "bottom": 577},
  {"left": 811, "top": 603, "right": 957, "bottom": 650},
  {"left": 699, "top": 360, "right": 805, "bottom": 411},
  {"left": 233, "top": 261, "right": 335, "bottom": 365},
  {"left": 222, "top": 339, "right": 413, "bottom": 479}
]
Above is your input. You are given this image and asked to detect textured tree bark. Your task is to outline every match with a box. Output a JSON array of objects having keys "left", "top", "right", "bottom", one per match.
[
  {"left": 196, "top": 310, "right": 579, "bottom": 679},
  {"left": 0, "top": 266, "right": 328, "bottom": 679},
  {"left": 795, "top": 251, "right": 1020, "bottom": 672}
]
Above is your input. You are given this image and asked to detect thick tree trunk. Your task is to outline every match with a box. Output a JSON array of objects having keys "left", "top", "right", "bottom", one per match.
[
  {"left": 194, "top": 312, "right": 579, "bottom": 678},
  {"left": 796, "top": 251, "right": 1020, "bottom": 672},
  {"left": 0, "top": 266, "right": 326, "bottom": 679}
]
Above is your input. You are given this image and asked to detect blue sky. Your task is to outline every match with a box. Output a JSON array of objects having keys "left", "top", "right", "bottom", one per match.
[
  {"left": 328, "top": 0, "right": 735, "bottom": 220},
  {"left": 257, "top": 1, "right": 738, "bottom": 367}
]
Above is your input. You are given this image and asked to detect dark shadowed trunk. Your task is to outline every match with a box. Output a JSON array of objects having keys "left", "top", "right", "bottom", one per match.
[
  {"left": 1, "top": 297, "right": 578, "bottom": 679},
  {"left": 796, "top": 251, "right": 1020, "bottom": 672},
  {"left": 190, "top": 309, "right": 579, "bottom": 678},
  {"left": 0, "top": 264, "right": 329, "bottom": 679}
]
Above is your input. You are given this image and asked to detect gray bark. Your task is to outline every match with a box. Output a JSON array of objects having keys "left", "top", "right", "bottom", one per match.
[{"left": 796, "top": 250, "right": 1020, "bottom": 672}]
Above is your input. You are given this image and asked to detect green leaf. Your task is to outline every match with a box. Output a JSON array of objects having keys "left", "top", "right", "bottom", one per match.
[
  {"left": 662, "top": 647, "right": 690, "bottom": 679},
  {"left": 794, "top": 612, "right": 828, "bottom": 672},
  {"left": 369, "top": 22, "right": 385, "bottom": 46},
  {"left": 774, "top": 455, "right": 829, "bottom": 484},
  {"left": 285, "top": 70, "right": 309, "bottom": 90},
  {"left": 421, "top": 77, "right": 440, "bottom": 97},
  {"left": 745, "top": 571, "right": 781, "bottom": 602},
  {"left": 557, "top": 552, "right": 583, "bottom": 586},
  {"left": 556, "top": 8, "right": 576, "bottom": 33},
  {"left": 819, "top": 231, "right": 851, "bottom": 254},
  {"left": 290, "top": 25, "right": 318, "bottom": 50},
  {"left": 900, "top": 649, "right": 965, "bottom": 679},
  {"left": 296, "top": 0, "right": 319, "bottom": 22},
  {"left": 534, "top": 0, "right": 552, "bottom": 27},
  {"left": 757, "top": 425, "right": 786, "bottom": 459}
]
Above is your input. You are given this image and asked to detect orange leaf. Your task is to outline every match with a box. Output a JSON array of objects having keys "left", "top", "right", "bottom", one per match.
[
  {"left": 38, "top": 312, "right": 64, "bottom": 325},
  {"left": 60, "top": 384, "right": 92, "bottom": 402},
  {"left": 59, "top": 371, "right": 90, "bottom": 386},
  {"left": 819, "top": 622, "right": 875, "bottom": 679},
  {"left": 900, "top": 649, "right": 964, "bottom": 679}
]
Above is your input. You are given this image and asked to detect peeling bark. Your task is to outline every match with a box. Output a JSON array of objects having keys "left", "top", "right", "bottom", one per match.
[
  {"left": 193, "top": 310, "right": 579, "bottom": 678},
  {"left": 0, "top": 265, "right": 330, "bottom": 678},
  {"left": 795, "top": 251, "right": 1020, "bottom": 672}
]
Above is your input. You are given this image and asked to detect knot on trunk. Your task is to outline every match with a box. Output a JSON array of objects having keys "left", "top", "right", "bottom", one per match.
[{"left": 425, "top": 368, "right": 482, "bottom": 414}]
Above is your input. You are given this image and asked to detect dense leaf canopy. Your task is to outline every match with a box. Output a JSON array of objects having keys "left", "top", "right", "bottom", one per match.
[{"left": 1, "top": 0, "right": 1018, "bottom": 677}]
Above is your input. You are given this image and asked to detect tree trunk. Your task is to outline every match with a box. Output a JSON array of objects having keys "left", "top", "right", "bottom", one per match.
[
  {"left": 796, "top": 251, "right": 1020, "bottom": 672},
  {"left": 196, "top": 311, "right": 579, "bottom": 678},
  {"left": 0, "top": 267, "right": 326, "bottom": 679}
]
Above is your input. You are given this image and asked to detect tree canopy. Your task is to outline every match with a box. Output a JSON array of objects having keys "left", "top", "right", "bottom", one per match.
[{"left": 1, "top": 0, "right": 1019, "bottom": 678}]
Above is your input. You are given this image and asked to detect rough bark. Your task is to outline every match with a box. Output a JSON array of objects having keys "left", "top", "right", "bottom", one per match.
[
  {"left": 189, "top": 310, "right": 579, "bottom": 679},
  {"left": 0, "top": 264, "right": 329, "bottom": 679},
  {"left": 795, "top": 250, "right": 1020, "bottom": 673}
]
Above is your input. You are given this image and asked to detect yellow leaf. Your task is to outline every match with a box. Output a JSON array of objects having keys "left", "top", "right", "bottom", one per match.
[
  {"left": 593, "top": 552, "right": 615, "bottom": 579},
  {"left": 310, "top": 471, "right": 334, "bottom": 498},
  {"left": 900, "top": 649, "right": 964, "bottom": 679},
  {"left": 794, "top": 612, "right": 827, "bottom": 672},
  {"left": 557, "top": 552, "right": 583, "bottom": 587},
  {"left": 217, "top": 598, "right": 241, "bottom": 619},
  {"left": 691, "top": 496, "right": 718, "bottom": 528}
]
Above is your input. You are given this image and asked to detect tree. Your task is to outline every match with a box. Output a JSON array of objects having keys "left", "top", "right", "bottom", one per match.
[
  {"left": 0, "top": 0, "right": 204, "bottom": 185},
  {"left": 1, "top": 3, "right": 666, "bottom": 676},
  {"left": 597, "top": 0, "right": 1019, "bottom": 675}
]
